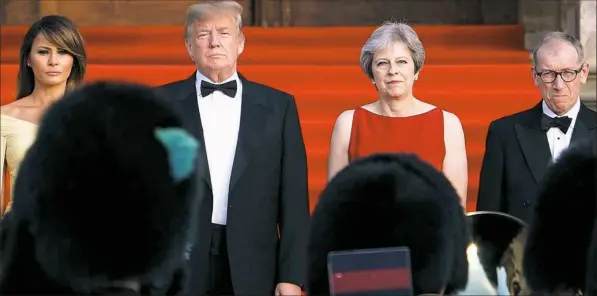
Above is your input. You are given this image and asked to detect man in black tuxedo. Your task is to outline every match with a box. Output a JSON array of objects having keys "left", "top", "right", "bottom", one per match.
[
  {"left": 156, "top": 1, "right": 309, "bottom": 295},
  {"left": 477, "top": 31, "right": 597, "bottom": 224}
]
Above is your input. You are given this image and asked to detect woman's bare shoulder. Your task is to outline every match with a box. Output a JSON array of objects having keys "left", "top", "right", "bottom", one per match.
[
  {"left": 360, "top": 102, "right": 377, "bottom": 112},
  {"left": 441, "top": 109, "right": 465, "bottom": 141},
  {"left": 332, "top": 109, "right": 356, "bottom": 142},
  {"left": 419, "top": 100, "right": 436, "bottom": 110},
  {"left": 336, "top": 101, "right": 377, "bottom": 131},
  {"left": 1, "top": 97, "right": 41, "bottom": 124},
  {"left": 441, "top": 110, "right": 463, "bottom": 126},
  {"left": 336, "top": 109, "right": 356, "bottom": 124},
  {"left": 0, "top": 101, "right": 21, "bottom": 117}
]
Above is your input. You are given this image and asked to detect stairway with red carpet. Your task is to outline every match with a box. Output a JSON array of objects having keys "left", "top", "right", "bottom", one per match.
[{"left": 1, "top": 25, "right": 539, "bottom": 211}]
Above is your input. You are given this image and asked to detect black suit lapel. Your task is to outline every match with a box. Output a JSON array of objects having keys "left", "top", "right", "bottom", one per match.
[
  {"left": 175, "top": 74, "right": 212, "bottom": 190},
  {"left": 515, "top": 103, "right": 553, "bottom": 184},
  {"left": 228, "top": 74, "right": 268, "bottom": 194},
  {"left": 571, "top": 103, "right": 597, "bottom": 146}
]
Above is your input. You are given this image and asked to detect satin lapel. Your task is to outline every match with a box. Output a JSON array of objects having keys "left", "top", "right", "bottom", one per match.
[
  {"left": 228, "top": 75, "right": 268, "bottom": 194},
  {"left": 514, "top": 103, "right": 553, "bottom": 184},
  {"left": 571, "top": 103, "right": 597, "bottom": 146},
  {"left": 175, "top": 74, "right": 212, "bottom": 190}
]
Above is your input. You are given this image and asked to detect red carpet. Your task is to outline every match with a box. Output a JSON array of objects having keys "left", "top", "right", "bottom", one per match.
[{"left": 1, "top": 25, "right": 539, "bottom": 211}]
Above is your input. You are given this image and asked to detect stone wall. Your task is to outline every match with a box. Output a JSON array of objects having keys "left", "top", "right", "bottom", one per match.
[
  {"left": 518, "top": 0, "right": 593, "bottom": 63},
  {"left": 580, "top": 0, "right": 597, "bottom": 110},
  {"left": 580, "top": 0, "right": 596, "bottom": 72},
  {"left": 1, "top": 0, "right": 520, "bottom": 27},
  {"left": 519, "top": 0, "right": 574, "bottom": 51},
  {"left": 580, "top": 0, "right": 596, "bottom": 109}
]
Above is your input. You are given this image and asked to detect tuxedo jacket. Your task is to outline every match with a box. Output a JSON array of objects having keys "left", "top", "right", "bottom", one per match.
[
  {"left": 156, "top": 73, "right": 309, "bottom": 295},
  {"left": 476, "top": 101, "right": 597, "bottom": 224}
]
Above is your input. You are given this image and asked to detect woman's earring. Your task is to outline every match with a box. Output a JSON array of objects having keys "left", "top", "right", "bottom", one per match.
[{"left": 371, "top": 81, "right": 375, "bottom": 84}]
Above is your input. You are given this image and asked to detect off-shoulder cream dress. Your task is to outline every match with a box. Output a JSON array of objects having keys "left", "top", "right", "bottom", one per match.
[{"left": 1, "top": 114, "right": 38, "bottom": 215}]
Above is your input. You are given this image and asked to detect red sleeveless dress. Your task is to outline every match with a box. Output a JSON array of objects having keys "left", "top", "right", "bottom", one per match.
[{"left": 348, "top": 107, "right": 446, "bottom": 171}]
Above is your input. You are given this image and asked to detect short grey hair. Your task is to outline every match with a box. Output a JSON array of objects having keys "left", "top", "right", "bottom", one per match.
[
  {"left": 531, "top": 31, "right": 585, "bottom": 67},
  {"left": 360, "top": 21, "right": 426, "bottom": 80},
  {"left": 184, "top": 0, "right": 244, "bottom": 41}
]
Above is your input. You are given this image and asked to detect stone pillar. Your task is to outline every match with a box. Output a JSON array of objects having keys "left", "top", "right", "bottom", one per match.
[
  {"left": 519, "top": 0, "right": 581, "bottom": 51},
  {"left": 580, "top": 0, "right": 596, "bottom": 72},
  {"left": 580, "top": 0, "right": 596, "bottom": 110},
  {"left": 519, "top": 0, "right": 564, "bottom": 51}
]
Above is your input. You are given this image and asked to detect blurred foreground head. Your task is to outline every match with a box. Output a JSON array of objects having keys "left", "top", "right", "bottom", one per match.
[
  {"left": 308, "top": 153, "right": 470, "bottom": 295},
  {"left": 523, "top": 140, "right": 597, "bottom": 294},
  {"left": 588, "top": 222, "right": 597, "bottom": 295},
  {"left": 0, "top": 82, "right": 200, "bottom": 294}
]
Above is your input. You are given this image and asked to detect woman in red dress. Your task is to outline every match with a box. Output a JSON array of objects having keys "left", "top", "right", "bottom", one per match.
[{"left": 327, "top": 20, "right": 468, "bottom": 205}]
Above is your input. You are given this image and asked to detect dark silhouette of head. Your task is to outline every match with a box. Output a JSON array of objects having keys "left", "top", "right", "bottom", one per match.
[
  {"left": 308, "top": 153, "right": 470, "bottom": 295},
  {"left": 523, "top": 140, "right": 597, "bottom": 293},
  {"left": 0, "top": 81, "right": 201, "bottom": 294}
]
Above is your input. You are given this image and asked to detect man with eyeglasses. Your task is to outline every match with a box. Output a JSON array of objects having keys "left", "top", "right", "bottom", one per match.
[{"left": 476, "top": 31, "right": 596, "bottom": 224}]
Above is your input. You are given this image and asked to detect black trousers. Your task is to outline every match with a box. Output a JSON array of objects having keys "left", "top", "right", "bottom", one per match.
[{"left": 206, "top": 224, "right": 234, "bottom": 296}]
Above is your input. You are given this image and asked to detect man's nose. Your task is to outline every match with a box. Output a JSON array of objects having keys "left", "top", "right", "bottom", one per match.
[
  {"left": 552, "top": 75, "right": 566, "bottom": 89},
  {"left": 209, "top": 34, "right": 220, "bottom": 48}
]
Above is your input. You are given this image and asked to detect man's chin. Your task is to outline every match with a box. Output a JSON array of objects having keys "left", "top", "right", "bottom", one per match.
[
  {"left": 204, "top": 63, "right": 233, "bottom": 71},
  {"left": 548, "top": 99, "right": 574, "bottom": 114}
]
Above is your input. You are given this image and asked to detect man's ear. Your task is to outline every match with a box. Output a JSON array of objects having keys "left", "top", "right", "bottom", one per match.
[
  {"left": 530, "top": 67, "right": 540, "bottom": 87},
  {"left": 580, "top": 62, "right": 589, "bottom": 84},
  {"left": 237, "top": 34, "right": 245, "bottom": 56},
  {"left": 185, "top": 40, "right": 195, "bottom": 63}
]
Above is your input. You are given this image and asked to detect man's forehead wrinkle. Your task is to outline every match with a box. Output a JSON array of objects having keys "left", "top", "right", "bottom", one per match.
[
  {"left": 537, "top": 51, "right": 581, "bottom": 71},
  {"left": 538, "top": 41, "right": 580, "bottom": 62},
  {"left": 194, "top": 20, "right": 234, "bottom": 31},
  {"left": 537, "top": 60, "right": 581, "bottom": 71}
]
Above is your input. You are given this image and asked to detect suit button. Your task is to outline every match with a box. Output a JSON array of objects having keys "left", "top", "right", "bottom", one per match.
[{"left": 523, "top": 201, "right": 531, "bottom": 207}]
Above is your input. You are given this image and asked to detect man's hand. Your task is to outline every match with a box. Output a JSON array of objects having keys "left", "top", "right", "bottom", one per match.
[{"left": 275, "top": 282, "right": 302, "bottom": 296}]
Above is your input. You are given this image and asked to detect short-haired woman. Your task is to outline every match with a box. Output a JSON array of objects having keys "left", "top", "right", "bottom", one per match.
[{"left": 327, "top": 21, "right": 468, "bottom": 205}]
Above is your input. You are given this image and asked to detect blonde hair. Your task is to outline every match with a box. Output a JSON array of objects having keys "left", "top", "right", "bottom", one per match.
[{"left": 184, "top": 1, "right": 244, "bottom": 41}]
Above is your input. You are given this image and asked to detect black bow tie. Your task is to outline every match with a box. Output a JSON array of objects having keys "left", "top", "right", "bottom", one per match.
[
  {"left": 541, "top": 114, "right": 572, "bottom": 134},
  {"left": 200, "top": 80, "right": 237, "bottom": 97}
]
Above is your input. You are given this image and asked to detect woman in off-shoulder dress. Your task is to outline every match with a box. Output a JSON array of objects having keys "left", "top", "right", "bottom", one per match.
[{"left": 1, "top": 15, "right": 87, "bottom": 215}]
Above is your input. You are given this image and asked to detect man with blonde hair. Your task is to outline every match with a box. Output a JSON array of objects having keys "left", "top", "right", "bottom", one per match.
[{"left": 157, "top": 1, "right": 309, "bottom": 296}]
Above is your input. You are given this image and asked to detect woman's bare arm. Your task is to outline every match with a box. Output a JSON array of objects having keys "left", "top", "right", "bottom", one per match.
[
  {"left": 442, "top": 111, "right": 468, "bottom": 207},
  {"left": 327, "top": 110, "right": 354, "bottom": 181}
]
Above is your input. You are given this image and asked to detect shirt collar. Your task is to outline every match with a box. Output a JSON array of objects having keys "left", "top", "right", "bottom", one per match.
[
  {"left": 194, "top": 70, "right": 241, "bottom": 99},
  {"left": 195, "top": 70, "right": 239, "bottom": 85}
]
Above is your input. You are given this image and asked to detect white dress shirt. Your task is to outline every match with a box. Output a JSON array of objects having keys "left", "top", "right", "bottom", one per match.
[
  {"left": 542, "top": 97, "right": 580, "bottom": 162},
  {"left": 195, "top": 70, "right": 243, "bottom": 225}
]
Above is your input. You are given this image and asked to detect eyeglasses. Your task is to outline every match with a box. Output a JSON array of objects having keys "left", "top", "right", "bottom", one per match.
[{"left": 535, "top": 65, "right": 584, "bottom": 83}]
